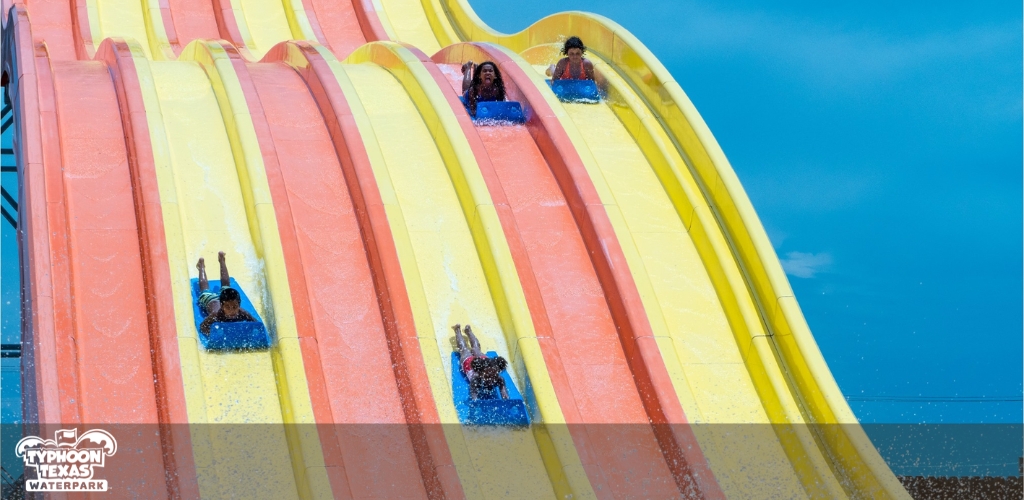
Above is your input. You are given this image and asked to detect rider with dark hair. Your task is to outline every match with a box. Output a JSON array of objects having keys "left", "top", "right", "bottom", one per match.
[
  {"left": 461, "top": 60, "right": 506, "bottom": 116},
  {"left": 197, "top": 252, "right": 256, "bottom": 335},
  {"left": 453, "top": 324, "right": 509, "bottom": 400},
  {"left": 548, "top": 36, "right": 596, "bottom": 81}
]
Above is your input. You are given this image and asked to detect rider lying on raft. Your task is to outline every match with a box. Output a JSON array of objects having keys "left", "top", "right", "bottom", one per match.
[
  {"left": 453, "top": 324, "right": 509, "bottom": 400},
  {"left": 196, "top": 252, "right": 257, "bottom": 335},
  {"left": 547, "top": 36, "right": 607, "bottom": 93},
  {"left": 548, "top": 36, "right": 596, "bottom": 82}
]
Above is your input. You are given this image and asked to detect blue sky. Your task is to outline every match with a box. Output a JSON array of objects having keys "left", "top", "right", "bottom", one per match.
[{"left": 470, "top": 0, "right": 1023, "bottom": 424}]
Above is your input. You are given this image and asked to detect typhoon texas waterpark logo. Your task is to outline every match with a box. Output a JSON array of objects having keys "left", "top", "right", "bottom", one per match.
[{"left": 15, "top": 428, "right": 117, "bottom": 492}]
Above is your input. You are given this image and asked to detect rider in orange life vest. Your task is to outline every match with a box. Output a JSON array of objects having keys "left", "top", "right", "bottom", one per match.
[{"left": 547, "top": 36, "right": 604, "bottom": 89}]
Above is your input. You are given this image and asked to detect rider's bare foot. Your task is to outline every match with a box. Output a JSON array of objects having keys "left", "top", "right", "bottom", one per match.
[
  {"left": 218, "top": 251, "right": 226, "bottom": 262},
  {"left": 196, "top": 257, "right": 205, "bottom": 271}
]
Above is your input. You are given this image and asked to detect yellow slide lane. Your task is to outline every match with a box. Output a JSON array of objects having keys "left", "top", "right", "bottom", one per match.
[
  {"left": 226, "top": 0, "right": 318, "bottom": 59},
  {"left": 125, "top": 40, "right": 331, "bottom": 499},
  {"left": 376, "top": 0, "right": 458, "bottom": 55},
  {"left": 525, "top": 47, "right": 822, "bottom": 498},
  {"left": 326, "top": 42, "right": 594, "bottom": 499},
  {"left": 83, "top": 0, "right": 174, "bottom": 59}
]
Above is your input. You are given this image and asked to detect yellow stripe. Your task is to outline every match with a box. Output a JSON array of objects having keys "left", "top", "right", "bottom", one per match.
[
  {"left": 336, "top": 41, "right": 595, "bottom": 500},
  {"left": 375, "top": 0, "right": 445, "bottom": 54},
  {"left": 217, "top": 0, "right": 318, "bottom": 59},
  {"left": 128, "top": 39, "right": 330, "bottom": 499},
  {"left": 418, "top": 0, "right": 459, "bottom": 48},
  {"left": 231, "top": 0, "right": 293, "bottom": 59},
  {"left": 279, "top": 0, "right": 319, "bottom": 43},
  {"left": 83, "top": 0, "right": 175, "bottom": 59}
]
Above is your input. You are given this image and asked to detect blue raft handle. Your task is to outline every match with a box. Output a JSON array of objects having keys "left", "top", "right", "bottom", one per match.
[
  {"left": 450, "top": 351, "right": 531, "bottom": 426},
  {"left": 549, "top": 79, "right": 601, "bottom": 103},
  {"left": 190, "top": 277, "right": 272, "bottom": 351}
]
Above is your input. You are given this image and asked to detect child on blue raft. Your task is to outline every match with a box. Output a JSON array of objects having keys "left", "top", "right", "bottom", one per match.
[
  {"left": 546, "top": 36, "right": 605, "bottom": 102},
  {"left": 461, "top": 60, "right": 506, "bottom": 116},
  {"left": 452, "top": 324, "right": 509, "bottom": 400},
  {"left": 196, "top": 252, "right": 256, "bottom": 335},
  {"left": 547, "top": 36, "right": 596, "bottom": 82}
]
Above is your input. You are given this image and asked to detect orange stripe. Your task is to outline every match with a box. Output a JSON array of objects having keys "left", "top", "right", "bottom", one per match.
[
  {"left": 301, "top": 0, "right": 369, "bottom": 56},
  {"left": 68, "top": 0, "right": 93, "bottom": 58},
  {"left": 6, "top": 4, "right": 66, "bottom": 430},
  {"left": 50, "top": 55, "right": 160, "bottom": 491},
  {"left": 347, "top": 0, "right": 391, "bottom": 42},
  {"left": 5, "top": 10, "right": 199, "bottom": 497},
  {"left": 209, "top": 0, "right": 250, "bottom": 56},
  {"left": 96, "top": 39, "right": 200, "bottom": 498},
  {"left": 13, "top": 0, "right": 77, "bottom": 60},
  {"left": 260, "top": 41, "right": 466, "bottom": 500},
  {"left": 164, "top": 0, "right": 219, "bottom": 55},
  {"left": 292, "top": 0, "right": 330, "bottom": 49},
  {"left": 432, "top": 43, "right": 690, "bottom": 497}
]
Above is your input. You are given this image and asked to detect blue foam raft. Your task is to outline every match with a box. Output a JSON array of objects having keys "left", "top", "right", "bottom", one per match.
[
  {"left": 190, "top": 277, "right": 272, "bottom": 351},
  {"left": 549, "top": 79, "right": 601, "bottom": 103},
  {"left": 459, "top": 96, "right": 526, "bottom": 123},
  {"left": 450, "top": 351, "right": 531, "bottom": 426}
]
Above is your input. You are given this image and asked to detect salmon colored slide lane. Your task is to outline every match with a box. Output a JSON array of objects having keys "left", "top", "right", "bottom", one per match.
[
  {"left": 226, "top": 43, "right": 429, "bottom": 498},
  {"left": 96, "top": 37, "right": 202, "bottom": 498},
  {"left": 262, "top": 42, "right": 467, "bottom": 500},
  {"left": 48, "top": 57, "right": 168, "bottom": 494},
  {"left": 4, "top": 7, "right": 196, "bottom": 497}
]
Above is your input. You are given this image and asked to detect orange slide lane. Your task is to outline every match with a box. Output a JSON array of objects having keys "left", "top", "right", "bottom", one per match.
[
  {"left": 2, "top": 7, "right": 197, "bottom": 497},
  {"left": 227, "top": 41, "right": 465, "bottom": 499},
  {"left": 302, "top": 0, "right": 374, "bottom": 56},
  {"left": 3, "top": 5, "right": 55, "bottom": 429},
  {"left": 95, "top": 38, "right": 200, "bottom": 498},
  {"left": 430, "top": 43, "right": 726, "bottom": 498},
  {"left": 3, "top": 0, "right": 77, "bottom": 61}
]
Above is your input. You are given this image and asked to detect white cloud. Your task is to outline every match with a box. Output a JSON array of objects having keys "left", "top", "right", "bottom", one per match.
[{"left": 780, "top": 251, "right": 833, "bottom": 278}]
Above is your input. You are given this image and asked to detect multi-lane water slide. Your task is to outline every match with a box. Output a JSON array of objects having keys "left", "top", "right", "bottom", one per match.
[{"left": 1, "top": 0, "right": 911, "bottom": 497}]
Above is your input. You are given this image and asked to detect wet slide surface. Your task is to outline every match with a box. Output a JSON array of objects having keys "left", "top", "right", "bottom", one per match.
[{"left": 134, "top": 55, "right": 322, "bottom": 498}]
